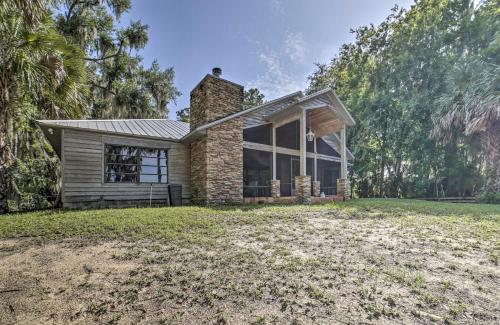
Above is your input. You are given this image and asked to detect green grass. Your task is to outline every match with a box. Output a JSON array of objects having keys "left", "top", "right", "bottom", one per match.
[
  {"left": 340, "top": 198, "right": 500, "bottom": 218},
  {"left": 0, "top": 199, "right": 498, "bottom": 243},
  {"left": 1, "top": 198, "right": 499, "bottom": 324},
  {"left": 0, "top": 206, "right": 224, "bottom": 243}
]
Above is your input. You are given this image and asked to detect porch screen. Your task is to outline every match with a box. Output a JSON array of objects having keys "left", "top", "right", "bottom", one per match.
[
  {"left": 318, "top": 160, "right": 340, "bottom": 195},
  {"left": 243, "top": 148, "right": 272, "bottom": 197},
  {"left": 317, "top": 138, "right": 340, "bottom": 157},
  {"left": 276, "top": 120, "right": 299, "bottom": 149},
  {"left": 243, "top": 124, "right": 271, "bottom": 145},
  {"left": 104, "top": 145, "right": 168, "bottom": 183}
]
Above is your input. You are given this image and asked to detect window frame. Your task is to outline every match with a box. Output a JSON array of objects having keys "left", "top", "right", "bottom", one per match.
[{"left": 103, "top": 144, "right": 169, "bottom": 184}]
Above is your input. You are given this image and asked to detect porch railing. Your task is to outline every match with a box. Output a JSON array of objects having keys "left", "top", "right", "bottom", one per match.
[
  {"left": 320, "top": 186, "right": 337, "bottom": 196},
  {"left": 243, "top": 186, "right": 271, "bottom": 197}
]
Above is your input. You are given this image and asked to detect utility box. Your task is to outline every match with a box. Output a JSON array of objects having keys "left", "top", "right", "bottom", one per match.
[{"left": 168, "top": 184, "right": 182, "bottom": 206}]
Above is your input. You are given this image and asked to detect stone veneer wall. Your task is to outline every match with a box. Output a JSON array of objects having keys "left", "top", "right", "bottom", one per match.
[
  {"left": 312, "top": 181, "right": 321, "bottom": 197},
  {"left": 190, "top": 75, "right": 244, "bottom": 131},
  {"left": 271, "top": 180, "right": 281, "bottom": 198},
  {"left": 190, "top": 137, "right": 208, "bottom": 204},
  {"left": 205, "top": 117, "right": 244, "bottom": 204},
  {"left": 337, "top": 179, "right": 351, "bottom": 199},
  {"left": 295, "top": 175, "right": 311, "bottom": 204},
  {"left": 189, "top": 73, "right": 245, "bottom": 204}
]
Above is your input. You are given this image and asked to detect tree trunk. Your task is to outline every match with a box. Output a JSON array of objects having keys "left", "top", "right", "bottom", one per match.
[
  {"left": 0, "top": 107, "right": 9, "bottom": 214},
  {"left": 485, "top": 120, "right": 500, "bottom": 193}
]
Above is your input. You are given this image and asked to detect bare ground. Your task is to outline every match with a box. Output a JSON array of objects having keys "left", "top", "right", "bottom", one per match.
[{"left": 0, "top": 206, "right": 499, "bottom": 324}]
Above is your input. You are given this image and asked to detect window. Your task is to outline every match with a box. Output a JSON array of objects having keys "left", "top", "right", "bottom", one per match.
[{"left": 104, "top": 145, "right": 168, "bottom": 183}]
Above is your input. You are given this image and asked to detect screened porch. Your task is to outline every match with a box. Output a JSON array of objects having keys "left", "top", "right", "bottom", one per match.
[
  {"left": 242, "top": 88, "right": 355, "bottom": 201},
  {"left": 242, "top": 120, "right": 342, "bottom": 198}
]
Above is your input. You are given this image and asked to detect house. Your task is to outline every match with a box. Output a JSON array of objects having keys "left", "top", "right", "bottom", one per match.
[{"left": 38, "top": 68, "right": 355, "bottom": 208}]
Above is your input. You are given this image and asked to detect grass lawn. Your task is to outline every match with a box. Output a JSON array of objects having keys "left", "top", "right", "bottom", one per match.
[{"left": 0, "top": 199, "right": 498, "bottom": 324}]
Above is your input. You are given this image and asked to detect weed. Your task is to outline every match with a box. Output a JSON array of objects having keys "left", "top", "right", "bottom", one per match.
[
  {"left": 441, "top": 280, "right": 454, "bottom": 291},
  {"left": 489, "top": 252, "right": 498, "bottom": 265}
]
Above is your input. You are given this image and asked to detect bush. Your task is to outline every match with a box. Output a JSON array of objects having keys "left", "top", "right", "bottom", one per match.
[{"left": 476, "top": 192, "right": 500, "bottom": 204}]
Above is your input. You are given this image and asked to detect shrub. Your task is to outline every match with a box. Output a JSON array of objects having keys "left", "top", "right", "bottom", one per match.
[{"left": 476, "top": 192, "right": 500, "bottom": 204}]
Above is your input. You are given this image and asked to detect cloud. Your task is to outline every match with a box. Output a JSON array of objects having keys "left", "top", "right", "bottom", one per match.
[
  {"left": 246, "top": 31, "right": 311, "bottom": 100},
  {"left": 270, "top": 0, "right": 285, "bottom": 15},
  {"left": 285, "top": 32, "right": 307, "bottom": 63},
  {"left": 246, "top": 50, "right": 305, "bottom": 100}
]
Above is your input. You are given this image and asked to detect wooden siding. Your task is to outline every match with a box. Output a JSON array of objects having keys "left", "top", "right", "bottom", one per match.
[{"left": 62, "top": 129, "right": 190, "bottom": 209}]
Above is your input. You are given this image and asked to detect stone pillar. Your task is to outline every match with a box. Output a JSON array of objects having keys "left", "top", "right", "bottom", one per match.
[
  {"left": 295, "top": 175, "right": 311, "bottom": 204},
  {"left": 271, "top": 179, "right": 280, "bottom": 198},
  {"left": 337, "top": 179, "right": 351, "bottom": 200},
  {"left": 312, "top": 181, "right": 321, "bottom": 197}
]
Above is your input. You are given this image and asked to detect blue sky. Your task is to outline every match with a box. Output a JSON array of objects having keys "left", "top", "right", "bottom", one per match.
[{"left": 120, "top": 0, "right": 414, "bottom": 119}]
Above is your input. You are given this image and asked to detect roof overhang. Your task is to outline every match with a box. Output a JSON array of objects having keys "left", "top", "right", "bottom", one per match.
[
  {"left": 37, "top": 120, "right": 185, "bottom": 143},
  {"left": 181, "top": 91, "right": 303, "bottom": 143},
  {"left": 265, "top": 88, "right": 355, "bottom": 133}
]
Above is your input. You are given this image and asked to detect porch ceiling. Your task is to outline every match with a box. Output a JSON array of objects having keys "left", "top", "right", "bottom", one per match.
[
  {"left": 307, "top": 107, "right": 343, "bottom": 138},
  {"left": 264, "top": 88, "right": 355, "bottom": 138}
]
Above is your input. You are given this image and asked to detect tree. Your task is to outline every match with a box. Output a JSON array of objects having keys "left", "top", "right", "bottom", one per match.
[
  {"left": 244, "top": 88, "right": 265, "bottom": 109},
  {"left": 433, "top": 60, "right": 499, "bottom": 192},
  {"left": 176, "top": 107, "right": 190, "bottom": 123},
  {"left": 0, "top": 0, "right": 88, "bottom": 213},
  {"left": 432, "top": 0, "right": 499, "bottom": 194},
  {"left": 54, "top": 0, "right": 180, "bottom": 119},
  {"left": 308, "top": 0, "right": 494, "bottom": 198}
]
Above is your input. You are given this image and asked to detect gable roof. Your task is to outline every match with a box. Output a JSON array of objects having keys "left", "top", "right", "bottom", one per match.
[
  {"left": 268, "top": 88, "right": 356, "bottom": 127},
  {"left": 37, "top": 119, "right": 189, "bottom": 141},
  {"left": 182, "top": 91, "right": 303, "bottom": 141},
  {"left": 182, "top": 88, "right": 355, "bottom": 142}
]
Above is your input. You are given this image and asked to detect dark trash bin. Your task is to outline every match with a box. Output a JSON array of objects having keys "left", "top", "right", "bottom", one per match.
[{"left": 168, "top": 184, "right": 182, "bottom": 206}]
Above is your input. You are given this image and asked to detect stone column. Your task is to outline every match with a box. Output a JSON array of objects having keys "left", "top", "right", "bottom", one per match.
[
  {"left": 312, "top": 181, "right": 321, "bottom": 197},
  {"left": 271, "top": 179, "right": 281, "bottom": 198},
  {"left": 337, "top": 179, "right": 351, "bottom": 200},
  {"left": 295, "top": 175, "right": 311, "bottom": 204}
]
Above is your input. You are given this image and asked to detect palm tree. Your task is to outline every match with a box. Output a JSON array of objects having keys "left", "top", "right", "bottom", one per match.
[
  {"left": 432, "top": 59, "right": 500, "bottom": 193},
  {"left": 0, "top": 0, "right": 88, "bottom": 213}
]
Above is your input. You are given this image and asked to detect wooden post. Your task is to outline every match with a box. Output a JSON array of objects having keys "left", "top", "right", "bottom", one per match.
[
  {"left": 299, "top": 109, "right": 306, "bottom": 176},
  {"left": 313, "top": 138, "right": 317, "bottom": 181},
  {"left": 340, "top": 124, "right": 347, "bottom": 179},
  {"left": 272, "top": 124, "right": 276, "bottom": 180}
]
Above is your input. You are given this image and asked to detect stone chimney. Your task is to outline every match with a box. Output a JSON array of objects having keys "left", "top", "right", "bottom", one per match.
[
  {"left": 189, "top": 68, "right": 245, "bottom": 205},
  {"left": 189, "top": 68, "right": 244, "bottom": 131}
]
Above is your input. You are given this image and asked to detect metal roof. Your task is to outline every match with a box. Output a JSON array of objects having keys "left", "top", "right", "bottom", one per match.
[{"left": 37, "top": 119, "right": 190, "bottom": 141}]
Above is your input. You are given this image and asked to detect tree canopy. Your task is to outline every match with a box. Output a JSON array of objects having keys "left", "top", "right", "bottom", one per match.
[
  {"left": 244, "top": 88, "right": 265, "bottom": 109},
  {"left": 54, "top": 0, "right": 180, "bottom": 119},
  {"left": 1, "top": 0, "right": 181, "bottom": 213},
  {"left": 308, "top": 0, "right": 499, "bottom": 198}
]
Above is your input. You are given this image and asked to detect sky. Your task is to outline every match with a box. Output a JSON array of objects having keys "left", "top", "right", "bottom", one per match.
[{"left": 120, "top": 0, "right": 414, "bottom": 119}]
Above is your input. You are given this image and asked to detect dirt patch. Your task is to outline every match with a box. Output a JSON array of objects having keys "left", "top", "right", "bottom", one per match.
[{"left": 0, "top": 208, "right": 499, "bottom": 324}]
